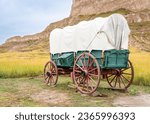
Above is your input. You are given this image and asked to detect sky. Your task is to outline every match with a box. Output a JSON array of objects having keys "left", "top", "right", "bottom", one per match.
[{"left": 0, "top": 0, "right": 72, "bottom": 44}]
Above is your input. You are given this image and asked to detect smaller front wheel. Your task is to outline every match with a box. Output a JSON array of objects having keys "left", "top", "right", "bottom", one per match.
[{"left": 44, "top": 60, "right": 58, "bottom": 86}]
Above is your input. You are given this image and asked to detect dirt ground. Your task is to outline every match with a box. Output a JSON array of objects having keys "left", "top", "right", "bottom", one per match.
[
  {"left": 0, "top": 77, "right": 150, "bottom": 107},
  {"left": 30, "top": 89, "right": 150, "bottom": 107},
  {"left": 113, "top": 94, "right": 150, "bottom": 107},
  {"left": 31, "top": 90, "right": 71, "bottom": 106}
]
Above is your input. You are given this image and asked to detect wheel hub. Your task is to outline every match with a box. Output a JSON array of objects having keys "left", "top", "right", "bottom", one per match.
[
  {"left": 82, "top": 69, "right": 88, "bottom": 76},
  {"left": 116, "top": 69, "right": 122, "bottom": 76},
  {"left": 46, "top": 71, "right": 52, "bottom": 77}
]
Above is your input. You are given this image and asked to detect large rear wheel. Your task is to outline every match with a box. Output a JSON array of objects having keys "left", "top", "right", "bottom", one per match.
[{"left": 73, "top": 52, "right": 101, "bottom": 94}]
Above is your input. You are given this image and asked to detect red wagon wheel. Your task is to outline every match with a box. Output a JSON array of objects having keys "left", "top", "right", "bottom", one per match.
[
  {"left": 106, "top": 60, "right": 134, "bottom": 90},
  {"left": 73, "top": 52, "right": 101, "bottom": 94},
  {"left": 44, "top": 60, "right": 58, "bottom": 86}
]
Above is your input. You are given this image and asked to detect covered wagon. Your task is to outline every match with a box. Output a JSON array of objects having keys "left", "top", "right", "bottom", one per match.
[{"left": 44, "top": 14, "right": 134, "bottom": 94}]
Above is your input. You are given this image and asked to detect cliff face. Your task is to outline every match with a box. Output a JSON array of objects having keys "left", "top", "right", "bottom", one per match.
[
  {"left": 0, "top": 0, "right": 150, "bottom": 52},
  {"left": 71, "top": 0, "right": 150, "bottom": 16},
  {"left": 71, "top": 0, "right": 150, "bottom": 23}
]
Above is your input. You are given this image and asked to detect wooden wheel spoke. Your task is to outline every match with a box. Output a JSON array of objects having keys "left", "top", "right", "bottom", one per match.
[
  {"left": 122, "top": 72, "right": 132, "bottom": 75},
  {"left": 46, "top": 67, "right": 49, "bottom": 72},
  {"left": 47, "top": 64, "right": 50, "bottom": 70},
  {"left": 107, "top": 74, "right": 114, "bottom": 78},
  {"left": 120, "top": 76, "right": 126, "bottom": 88},
  {"left": 85, "top": 78, "right": 90, "bottom": 89},
  {"left": 76, "top": 75, "right": 84, "bottom": 84},
  {"left": 51, "top": 72, "right": 56, "bottom": 75},
  {"left": 82, "top": 78, "right": 92, "bottom": 92},
  {"left": 49, "top": 64, "right": 52, "bottom": 70},
  {"left": 48, "top": 77, "right": 52, "bottom": 85},
  {"left": 74, "top": 69, "right": 82, "bottom": 73},
  {"left": 86, "top": 79, "right": 95, "bottom": 90},
  {"left": 88, "top": 85, "right": 94, "bottom": 90},
  {"left": 77, "top": 77, "right": 83, "bottom": 82},
  {"left": 89, "top": 59, "right": 94, "bottom": 67},
  {"left": 75, "top": 75, "right": 82, "bottom": 81},
  {"left": 121, "top": 67, "right": 130, "bottom": 72},
  {"left": 75, "top": 63, "right": 84, "bottom": 71},
  {"left": 51, "top": 75, "right": 55, "bottom": 84},
  {"left": 109, "top": 75, "right": 117, "bottom": 84},
  {"left": 113, "top": 77, "right": 118, "bottom": 87},
  {"left": 47, "top": 77, "right": 50, "bottom": 84},
  {"left": 83, "top": 78, "right": 87, "bottom": 86},
  {"left": 51, "top": 67, "right": 55, "bottom": 72},
  {"left": 86, "top": 86, "right": 93, "bottom": 92},
  {"left": 75, "top": 72, "right": 81, "bottom": 76},
  {"left": 88, "top": 67, "right": 97, "bottom": 73},
  {"left": 80, "top": 77, "right": 86, "bottom": 83},
  {"left": 121, "top": 75, "right": 130, "bottom": 83},
  {"left": 77, "top": 78, "right": 86, "bottom": 88},
  {"left": 88, "top": 75, "right": 97, "bottom": 86},
  {"left": 79, "top": 59, "right": 84, "bottom": 67},
  {"left": 88, "top": 73, "right": 98, "bottom": 78},
  {"left": 87, "top": 56, "right": 90, "bottom": 66},
  {"left": 81, "top": 86, "right": 91, "bottom": 92},
  {"left": 83, "top": 54, "right": 87, "bottom": 67},
  {"left": 118, "top": 77, "right": 121, "bottom": 88},
  {"left": 45, "top": 75, "right": 49, "bottom": 80}
]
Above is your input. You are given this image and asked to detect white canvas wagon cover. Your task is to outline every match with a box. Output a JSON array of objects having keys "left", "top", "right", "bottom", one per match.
[{"left": 50, "top": 14, "right": 130, "bottom": 54}]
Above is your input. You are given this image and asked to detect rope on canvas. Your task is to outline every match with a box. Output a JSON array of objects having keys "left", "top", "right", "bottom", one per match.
[{"left": 86, "top": 31, "right": 115, "bottom": 50}]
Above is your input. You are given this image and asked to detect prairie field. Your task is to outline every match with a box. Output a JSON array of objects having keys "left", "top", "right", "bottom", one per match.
[
  {"left": 0, "top": 48, "right": 150, "bottom": 86},
  {"left": 129, "top": 47, "right": 150, "bottom": 86},
  {"left": 0, "top": 52, "right": 49, "bottom": 78}
]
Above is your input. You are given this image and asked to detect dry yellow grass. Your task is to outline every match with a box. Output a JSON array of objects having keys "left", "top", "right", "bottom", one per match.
[
  {"left": 129, "top": 47, "right": 150, "bottom": 86},
  {"left": 0, "top": 52, "right": 49, "bottom": 78},
  {"left": 0, "top": 49, "right": 150, "bottom": 86}
]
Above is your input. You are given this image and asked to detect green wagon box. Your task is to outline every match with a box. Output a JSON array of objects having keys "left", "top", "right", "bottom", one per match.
[
  {"left": 52, "top": 53, "right": 61, "bottom": 66},
  {"left": 58, "top": 52, "right": 74, "bottom": 67},
  {"left": 52, "top": 52, "right": 74, "bottom": 67},
  {"left": 90, "top": 50, "right": 103, "bottom": 66},
  {"left": 103, "top": 49, "right": 129, "bottom": 68}
]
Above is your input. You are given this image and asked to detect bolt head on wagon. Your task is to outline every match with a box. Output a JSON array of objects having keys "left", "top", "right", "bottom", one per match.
[{"left": 44, "top": 14, "right": 134, "bottom": 95}]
